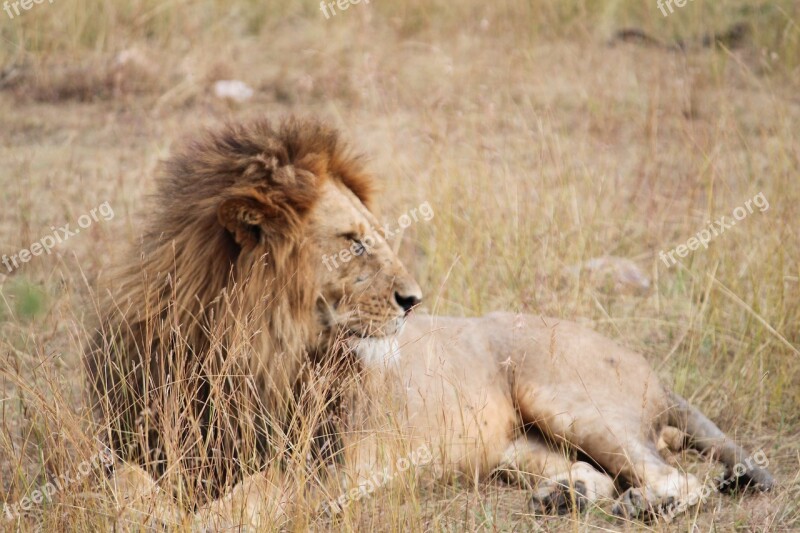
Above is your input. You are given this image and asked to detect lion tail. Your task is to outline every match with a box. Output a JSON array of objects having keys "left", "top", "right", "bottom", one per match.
[{"left": 667, "top": 391, "right": 775, "bottom": 491}]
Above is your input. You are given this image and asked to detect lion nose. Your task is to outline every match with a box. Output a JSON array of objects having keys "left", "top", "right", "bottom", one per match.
[{"left": 394, "top": 291, "right": 421, "bottom": 315}]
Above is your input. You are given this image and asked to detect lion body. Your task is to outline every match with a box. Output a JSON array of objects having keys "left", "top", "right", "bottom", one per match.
[{"left": 199, "top": 311, "right": 772, "bottom": 527}]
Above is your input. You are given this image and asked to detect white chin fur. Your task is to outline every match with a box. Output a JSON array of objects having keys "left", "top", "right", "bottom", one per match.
[{"left": 347, "top": 322, "right": 404, "bottom": 368}]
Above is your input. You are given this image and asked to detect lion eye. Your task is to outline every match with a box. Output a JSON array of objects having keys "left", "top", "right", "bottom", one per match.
[
  {"left": 340, "top": 232, "right": 367, "bottom": 256},
  {"left": 352, "top": 240, "right": 366, "bottom": 256}
]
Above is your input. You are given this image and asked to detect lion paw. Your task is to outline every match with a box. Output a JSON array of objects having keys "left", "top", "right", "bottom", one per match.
[
  {"left": 611, "top": 487, "right": 674, "bottom": 522},
  {"left": 528, "top": 479, "right": 588, "bottom": 515}
]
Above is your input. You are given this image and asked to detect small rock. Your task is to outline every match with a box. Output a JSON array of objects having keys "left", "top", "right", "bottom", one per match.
[
  {"left": 562, "top": 256, "right": 651, "bottom": 294},
  {"left": 213, "top": 79, "right": 254, "bottom": 103}
]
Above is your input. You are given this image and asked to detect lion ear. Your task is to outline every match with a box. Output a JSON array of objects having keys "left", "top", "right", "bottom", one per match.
[{"left": 218, "top": 197, "right": 266, "bottom": 249}]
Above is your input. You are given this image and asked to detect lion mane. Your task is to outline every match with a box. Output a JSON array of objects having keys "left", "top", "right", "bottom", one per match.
[{"left": 86, "top": 117, "right": 373, "bottom": 499}]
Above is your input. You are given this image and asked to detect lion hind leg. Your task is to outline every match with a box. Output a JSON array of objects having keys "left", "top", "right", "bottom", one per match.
[
  {"left": 496, "top": 435, "right": 615, "bottom": 515},
  {"left": 667, "top": 391, "right": 775, "bottom": 492}
]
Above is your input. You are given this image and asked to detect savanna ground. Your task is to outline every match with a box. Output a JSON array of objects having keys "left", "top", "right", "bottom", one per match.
[{"left": 1, "top": 0, "right": 799, "bottom": 531}]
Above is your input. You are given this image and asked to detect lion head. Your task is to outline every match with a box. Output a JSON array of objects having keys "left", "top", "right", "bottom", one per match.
[
  {"left": 207, "top": 119, "right": 422, "bottom": 343},
  {"left": 86, "top": 117, "right": 422, "bottom": 498},
  {"left": 308, "top": 179, "right": 422, "bottom": 338}
]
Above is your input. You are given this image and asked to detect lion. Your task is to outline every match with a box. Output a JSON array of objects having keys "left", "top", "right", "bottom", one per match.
[{"left": 87, "top": 117, "right": 774, "bottom": 528}]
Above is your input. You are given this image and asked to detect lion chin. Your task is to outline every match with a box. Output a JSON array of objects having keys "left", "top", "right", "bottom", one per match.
[
  {"left": 345, "top": 325, "right": 405, "bottom": 367},
  {"left": 88, "top": 117, "right": 773, "bottom": 529}
]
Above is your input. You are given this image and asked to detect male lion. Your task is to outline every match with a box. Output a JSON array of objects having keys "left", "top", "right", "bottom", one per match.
[{"left": 88, "top": 117, "right": 774, "bottom": 528}]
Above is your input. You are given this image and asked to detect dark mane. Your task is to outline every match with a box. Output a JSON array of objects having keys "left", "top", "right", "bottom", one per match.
[{"left": 85, "top": 116, "right": 372, "bottom": 501}]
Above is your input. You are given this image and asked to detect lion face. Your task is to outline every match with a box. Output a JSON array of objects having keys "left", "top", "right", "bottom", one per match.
[{"left": 308, "top": 180, "right": 422, "bottom": 339}]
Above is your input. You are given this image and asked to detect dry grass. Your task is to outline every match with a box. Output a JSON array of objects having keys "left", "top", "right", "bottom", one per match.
[{"left": 1, "top": 0, "right": 799, "bottom": 531}]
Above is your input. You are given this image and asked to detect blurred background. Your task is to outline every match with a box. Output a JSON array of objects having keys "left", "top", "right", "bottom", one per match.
[{"left": 1, "top": 0, "right": 799, "bottom": 530}]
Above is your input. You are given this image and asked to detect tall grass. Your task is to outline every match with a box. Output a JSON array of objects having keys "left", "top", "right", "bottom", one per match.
[
  {"left": 2, "top": 1, "right": 799, "bottom": 69},
  {"left": 1, "top": 0, "right": 798, "bottom": 531}
]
